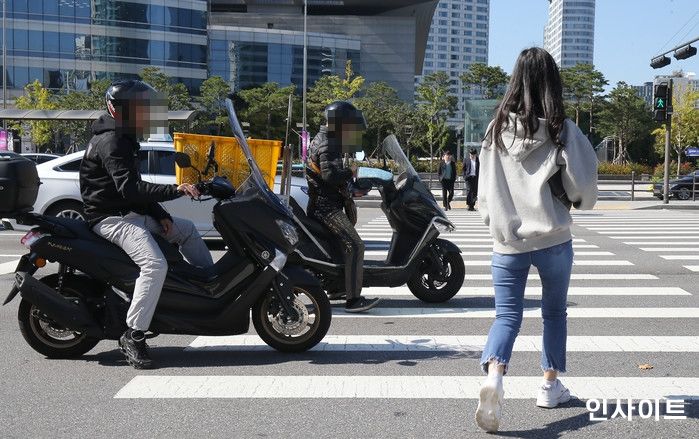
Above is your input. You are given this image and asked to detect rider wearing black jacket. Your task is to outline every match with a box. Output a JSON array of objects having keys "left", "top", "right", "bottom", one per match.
[
  {"left": 80, "top": 80, "right": 212, "bottom": 369},
  {"left": 80, "top": 114, "right": 179, "bottom": 226},
  {"left": 306, "top": 101, "right": 380, "bottom": 313}
]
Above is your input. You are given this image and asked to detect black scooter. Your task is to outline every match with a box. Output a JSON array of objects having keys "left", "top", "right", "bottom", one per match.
[
  {"left": 3, "top": 98, "right": 331, "bottom": 359},
  {"left": 288, "top": 135, "right": 465, "bottom": 303}
]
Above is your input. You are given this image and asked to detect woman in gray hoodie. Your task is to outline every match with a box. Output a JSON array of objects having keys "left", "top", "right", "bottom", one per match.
[{"left": 474, "top": 48, "right": 598, "bottom": 432}]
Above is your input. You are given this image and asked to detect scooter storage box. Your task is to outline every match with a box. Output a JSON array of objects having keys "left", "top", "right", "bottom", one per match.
[{"left": 0, "top": 156, "right": 40, "bottom": 216}]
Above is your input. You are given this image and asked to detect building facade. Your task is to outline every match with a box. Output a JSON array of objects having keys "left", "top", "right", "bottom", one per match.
[
  {"left": 543, "top": 0, "right": 595, "bottom": 68},
  {"left": 418, "top": 0, "right": 490, "bottom": 125},
  {"left": 2, "top": 0, "right": 208, "bottom": 97},
  {"left": 209, "top": 1, "right": 438, "bottom": 102}
]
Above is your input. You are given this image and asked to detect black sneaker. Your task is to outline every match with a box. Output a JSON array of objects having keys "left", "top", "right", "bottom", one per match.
[
  {"left": 119, "top": 329, "right": 155, "bottom": 369},
  {"left": 345, "top": 297, "right": 381, "bottom": 313}
]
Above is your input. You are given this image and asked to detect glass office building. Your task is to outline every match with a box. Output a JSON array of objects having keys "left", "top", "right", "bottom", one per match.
[
  {"left": 209, "top": 26, "right": 361, "bottom": 91},
  {"left": 2, "top": 0, "right": 208, "bottom": 95},
  {"left": 544, "top": 0, "right": 595, "bottom": 68}
]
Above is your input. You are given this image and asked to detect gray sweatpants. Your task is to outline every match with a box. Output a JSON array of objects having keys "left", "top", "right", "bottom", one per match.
[{"left": 93, "top": 212, "right": 214, "bottom": 331}]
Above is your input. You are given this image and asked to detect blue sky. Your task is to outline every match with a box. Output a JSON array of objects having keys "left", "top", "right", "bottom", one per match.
[{"left": 489, "top": 0, "right": 699, "bottom": 88}]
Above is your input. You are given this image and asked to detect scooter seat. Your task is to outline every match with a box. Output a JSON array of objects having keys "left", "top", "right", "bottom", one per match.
[{"left": 38, "top": 215, "right": 183, "bottom": 263}]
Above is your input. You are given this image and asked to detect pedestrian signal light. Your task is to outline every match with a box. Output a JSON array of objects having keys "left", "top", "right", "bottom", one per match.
[
  {"left": 653, "top": 81, "right": 672, "bottom": 122},
  {"left": 650, "top": 55, "right": 671, "bottom": 69},
  {"left": 674, "top": 45, "right": 697, "bottom": 60}
]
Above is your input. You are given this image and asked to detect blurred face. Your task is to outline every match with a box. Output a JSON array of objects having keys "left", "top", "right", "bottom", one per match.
[
  {"left": 470, "top": 152, "right": 477, "bottom": 160},
  {"left": 443, "top": 153, "right": 452, "bottom": 162}
]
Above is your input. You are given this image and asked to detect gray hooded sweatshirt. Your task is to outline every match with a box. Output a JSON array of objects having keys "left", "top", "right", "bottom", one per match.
[{"left": 478, "top": 114, "right": 598, "bottom": 254}]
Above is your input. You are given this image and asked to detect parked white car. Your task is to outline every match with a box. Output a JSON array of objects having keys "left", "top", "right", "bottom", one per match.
[{"left": 3, "top": 140, "right": 309, "bottom": 237}]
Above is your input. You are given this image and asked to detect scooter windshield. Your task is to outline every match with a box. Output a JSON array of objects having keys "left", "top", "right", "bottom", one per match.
[
  {"left": 382, "top": 135, "right": 432, "bottom": 199},
  {"left": 224, "top": 97, "right": 293, "bottom": 219}
]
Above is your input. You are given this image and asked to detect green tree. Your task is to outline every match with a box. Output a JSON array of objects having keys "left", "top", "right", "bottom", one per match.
[
  {"left": 238, "top": 82, "right": 297, "bottom": 139},
  {"left": 415, "top": 72, "right": 457, "bottom": 169},
  {"left": 355, "top": 82, "right": 404, "bottom": 152},
  {"left": 194, "top": 76, "right": 231, "bottom": 135},
  {"left": 560, "top": 63, "right": 607, "bottom": 131},
  {"left": 56, "top": 78, "right": 112, "bottom": 150},
  {"left": 460, "top": 63, "right": 510, "bottom": 99},
  {"left": 15, "top": 80, "right": 59, "bottom": 150},
  {"left": 139, "top": 67, "right": 192, "bottom": 111},
  {"left": 306, "top": 60, "right": 364, "bottom": 129},
  {"left": 598, "top": 82, "right": 653, "bottom": 164}
]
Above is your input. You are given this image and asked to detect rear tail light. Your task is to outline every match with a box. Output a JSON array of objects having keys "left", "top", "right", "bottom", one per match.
[{"left": 20, "top": 231, "right": 46, "bottom": 248}]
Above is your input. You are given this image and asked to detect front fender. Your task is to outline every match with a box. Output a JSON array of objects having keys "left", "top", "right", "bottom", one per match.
[
  {"left": 436, "top": 238, "right": 462, "bottom": 254},
  {"left": 3, "top": 255, "right": 37, "bottom": 305},
  {"left": 280, "top": 265, "right": 320, "bottom": 289}
]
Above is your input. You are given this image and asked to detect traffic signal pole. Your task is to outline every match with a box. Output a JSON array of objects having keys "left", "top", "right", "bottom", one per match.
[{"left": 663, "top": 117, "right": 671, "bottom": 204}]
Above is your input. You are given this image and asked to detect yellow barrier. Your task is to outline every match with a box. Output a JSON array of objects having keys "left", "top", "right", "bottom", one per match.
[{"left": 174, "top": 133, "right": 282, "bottom": 188}]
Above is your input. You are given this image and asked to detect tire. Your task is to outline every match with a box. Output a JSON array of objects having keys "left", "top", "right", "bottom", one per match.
[
  {"left": 252, "top": 284, "right": 331, "bottom": 353},
  {"left": 408, "top": 245, "right": 465, "bottom": 303},
  {"left": 676, "top": 187, "right": 691, "bottom": 201},
  {"left": 17, "top": 274, "right": 100, "bottom": 358},
  {"left": 45, "top": 200, "right": 86, "bottom": 221}
]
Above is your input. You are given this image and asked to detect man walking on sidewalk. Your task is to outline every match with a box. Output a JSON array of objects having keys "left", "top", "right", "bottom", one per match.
[{"left": 463, "top": 148, "right": 480, "bottom": 211}]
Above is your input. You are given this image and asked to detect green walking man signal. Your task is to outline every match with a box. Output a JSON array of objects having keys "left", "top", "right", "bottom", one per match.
[{"left": 653, "top": 80, "right": 672, "bottom": 122}]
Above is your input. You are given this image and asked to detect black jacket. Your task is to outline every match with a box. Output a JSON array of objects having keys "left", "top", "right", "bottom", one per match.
[
  {"left": 79, "top": 115, "right": 180, "bottom": 226},
  {"left": 463, "top": 156, "right": 480, "bottom": 178},
  {"left": 305, "top": 126, "right": 353, "bottom": 213},
  {"left": 438, "top": 160, "right": 456, "bottom": 182}
]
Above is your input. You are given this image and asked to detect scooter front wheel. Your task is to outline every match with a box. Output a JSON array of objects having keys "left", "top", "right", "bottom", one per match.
[
  {"left": 407, "top": 249, "right": 465, "bottom": 303},
  {"left": 252, "top": 284, "right": 331, "bottom": 353}
]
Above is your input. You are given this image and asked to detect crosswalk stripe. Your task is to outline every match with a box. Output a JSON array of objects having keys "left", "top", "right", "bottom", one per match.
[
  {"left": 465, "top": 274, "right": 658, "bottom": 280},
  {"left": 113, "top": 376, "right": 699, "bottom": 400},
  {"left": 362, "top": 286, "right": 690, "bottom": 296},
  {"left": 599, "top": 231, "right": 699, "bottom": 235},
  {"left": 332, "top": 307, "right": 699, "bottom": 319},
  {"left": 640, "top": 248, "right": 699, "bottom": 252},
  {"left": 0, "top": 260, "right": 18, "bottom": 275},
  {"left": 685, "top": 266, "right": 699, "bottom": 272},
  {"left": 186, "top": 335, "right": 699, "bottom": 352},
  {"left": 661, "top": 255, "right": 699, "bottom": 260},
  {"left": 610, "top": 236, "right": 696, "bottom": 240},
  {"left": 624, "top": 241, "right": 699, "bottom": 245},
  {"left": 363, "top": 250, "right": 614, "bottom": 257},
  {"left": 459, "top": 260, "right": 633, "bottom": 266}
]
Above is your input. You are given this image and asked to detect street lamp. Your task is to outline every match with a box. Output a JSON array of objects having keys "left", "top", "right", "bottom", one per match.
[{"left": 404, "top": 125, "right": 413, "bottom": 159}]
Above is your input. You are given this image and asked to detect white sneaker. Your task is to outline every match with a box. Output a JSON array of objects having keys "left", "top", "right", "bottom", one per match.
[
  {"left": 536, "top": 379, "right": 571, "bottom": 408},
  {"left": 475, "top": 375, "right": 504, "bottom": 432}
]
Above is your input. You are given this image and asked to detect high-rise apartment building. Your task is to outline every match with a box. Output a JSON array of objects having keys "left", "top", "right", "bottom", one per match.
[
  {"left": 418, "top": 0, "right": 490, "bottom": 125},
  {"left": 543, "top": 0, "right": 595, "bottom": 68}
]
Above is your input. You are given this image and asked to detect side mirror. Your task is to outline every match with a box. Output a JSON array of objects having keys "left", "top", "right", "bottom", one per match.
[{"left": 174, "top": 152, "right": 192, "bottom": 169}]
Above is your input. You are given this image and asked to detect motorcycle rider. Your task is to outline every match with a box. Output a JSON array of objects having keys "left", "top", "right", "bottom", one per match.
[
  {"left": 79, "top": 80, "right": 214, "bottom": 369},
  {"left": 306, "top": 101, "right": 380, "bottom": 313}
]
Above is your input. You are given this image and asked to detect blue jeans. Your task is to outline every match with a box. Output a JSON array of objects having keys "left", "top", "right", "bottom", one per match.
[{"left": 480, "top": 240, "right": 574, "bottom": 374}]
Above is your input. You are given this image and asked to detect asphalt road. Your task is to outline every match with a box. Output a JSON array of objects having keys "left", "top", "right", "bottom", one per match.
[{"left": 0, "top": 208, "right": 697, "bottom": 438}]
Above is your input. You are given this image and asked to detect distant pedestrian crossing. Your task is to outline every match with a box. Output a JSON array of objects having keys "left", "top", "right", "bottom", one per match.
[
  {"left": 575, "top": 211, "right": 699, "bottom": 273},
  {"left": 110, "top": 209, "right": 699, "bottom": 404}
]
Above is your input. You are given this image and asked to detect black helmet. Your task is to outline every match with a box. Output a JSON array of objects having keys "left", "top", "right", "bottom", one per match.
[
  {"left": 105, "top": 80, "right": 159, "bottom": 121},
  {"left": 324, "top": 101, "right": 367, "bottom": 154}
]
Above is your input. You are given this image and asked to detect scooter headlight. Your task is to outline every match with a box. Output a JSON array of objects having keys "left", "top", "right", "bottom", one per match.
[
  {"left": 276, "top": 219, "right": 299, "bottom": 246},
  {"left": 434, "top": 218, "right": 455, "bottom": 233}
]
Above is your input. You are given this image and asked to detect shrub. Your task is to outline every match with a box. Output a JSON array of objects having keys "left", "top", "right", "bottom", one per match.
[
  {"left": 652, "top": 162, "right": 696, "bottom": 180},
  {"left": 597, "top": 162, "right": 652, "bottom": 175}
]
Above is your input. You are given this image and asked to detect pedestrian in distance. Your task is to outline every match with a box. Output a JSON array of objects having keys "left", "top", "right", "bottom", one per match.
[
  {"left": 437, "top": 150, "right": 456, "bottom": 210},
  {"left": 463, "top": 147, "right": 480, "bottom": 211},
  {"left": 474, "top": 47, "right": 598, "bottom": 432}
]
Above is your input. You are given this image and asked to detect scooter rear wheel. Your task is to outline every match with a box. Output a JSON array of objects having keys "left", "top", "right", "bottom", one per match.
[
  {"left": 252, "top": 284, "right": 331, "bottom": 353},
  {"left": 407, "top": 249, "right": 465, "bottom": 303},
  {"left": 18, "top": 274, "right": 101, "bottom": 359}
]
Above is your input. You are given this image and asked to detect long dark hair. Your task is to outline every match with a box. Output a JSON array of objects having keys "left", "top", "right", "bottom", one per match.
[{"left": 486, "top": 47, "right": 566, "bottom": 150}]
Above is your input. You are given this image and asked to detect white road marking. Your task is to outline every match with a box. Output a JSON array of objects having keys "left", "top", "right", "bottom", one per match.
[
  {"left": 685, "top": 266, "right": 699, "bottom": 272},
  {"left": 0, "top": 260, "right": 18, "bottom": 275},
  {"left": 641, "top": 248, "right": 699, "bottom": 252},
  {"left": 662, "top": 255, "right": 699, "bottom": 260},
  {"left": 610, "top": 236, "right": 698, "bottom": 240},
  {"left": 460, "top": 260, "right": 634, "bottom": 266},
  {"left": 331, "top": 307, "right": 698, "bottom": 319},
  {"left": 465, "top": 274, "right": 658, "bottom": 280},
  {"left": 362, "top": 286, "right": 689, "bottom": 297},
  {"left": 600, "top": 231, "right": 699, "bottom": 235},
  {"left": 364, "top": 250, "right": 614, "bottom": 257},
  {"left": 114, "top": 376, "right": 699, "bottom": 400},
  {"left": 186, "top": 335, "right": 699, "bottom": 352},
  {"left": 624, "top": 241, "right": 699, "bottom": 245}
]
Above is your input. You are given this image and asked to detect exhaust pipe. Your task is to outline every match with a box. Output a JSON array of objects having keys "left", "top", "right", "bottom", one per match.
[{"left": 15, "top": 272, "right": 103, "bottom": 337}]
